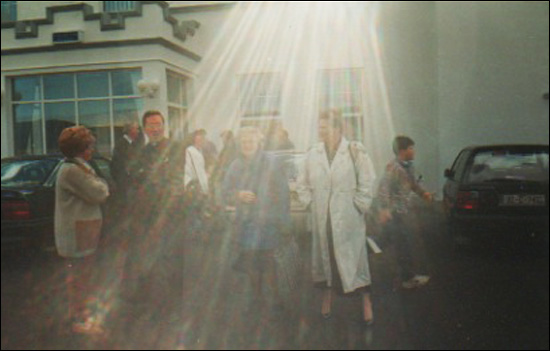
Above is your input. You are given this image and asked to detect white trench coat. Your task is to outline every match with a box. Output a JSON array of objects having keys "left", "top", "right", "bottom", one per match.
[{"left": 297, "top": 138, "right": 376, "bottom": 293}]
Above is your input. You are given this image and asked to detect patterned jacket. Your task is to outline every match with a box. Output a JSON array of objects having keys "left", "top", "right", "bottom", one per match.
[{"left": 376, "top": 159, "right": 426, "bottom": 215}]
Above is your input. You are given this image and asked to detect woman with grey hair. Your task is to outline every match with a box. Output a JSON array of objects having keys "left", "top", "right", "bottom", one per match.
[
  {"left": 223, "top": 127, "right": 291, "bottom": 309},
  {"left": 55, "top": 126, "right": 110, "bottom": 335}
]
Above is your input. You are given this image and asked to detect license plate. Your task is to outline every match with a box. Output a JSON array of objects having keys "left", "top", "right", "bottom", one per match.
[{"left": 500, "top": 194, "right": 546, "bottom": 207}]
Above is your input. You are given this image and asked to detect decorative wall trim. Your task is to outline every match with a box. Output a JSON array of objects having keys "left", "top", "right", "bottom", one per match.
[
  {"left": 1, "top": 37, "right": 202, "bottom": 62},
  {"left": 169, "top": 2, "right": 237, "bottom": 14},
  {"left": 1, "top": 2, "right": 200, "bottom": 43}
]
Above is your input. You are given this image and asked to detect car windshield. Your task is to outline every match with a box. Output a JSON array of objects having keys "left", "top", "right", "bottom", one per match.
[
  {"left": 1, "top": 159, "right": 59, "bottom": 188},
  {"left": 467, "top": 150, "right": 549, "bottom": 183},
  {"left": 268, "top": 151, "right": 306, "bottom": 182}
]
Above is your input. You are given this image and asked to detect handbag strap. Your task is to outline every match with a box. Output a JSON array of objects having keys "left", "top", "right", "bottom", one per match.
[
  {"left": 187, "top": 147, "right": 207, "bottom": 193},
  {"left": 349, "top": 142, "right": 359, "bottom": 188}
]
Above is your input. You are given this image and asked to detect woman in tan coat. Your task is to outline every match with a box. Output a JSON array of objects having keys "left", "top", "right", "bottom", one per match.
[{"left": 55, "top": 126, "right": 110, "bottom": 335}]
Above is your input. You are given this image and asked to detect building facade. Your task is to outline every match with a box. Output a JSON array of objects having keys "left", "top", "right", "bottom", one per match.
[
  {"left": 2, "top": 1, "right": 549, "bottom": 193},
  {"left": 1, "top": 1, "right": 224, "bottom": 157}
]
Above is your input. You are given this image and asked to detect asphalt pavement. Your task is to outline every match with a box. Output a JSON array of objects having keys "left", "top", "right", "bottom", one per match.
[{"left": 2, "top": 206, "right": 549, "bottom": 350}]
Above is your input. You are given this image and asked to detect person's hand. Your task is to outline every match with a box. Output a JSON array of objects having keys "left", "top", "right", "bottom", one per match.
[
  {"left": 422, "top": 192, "right": 434, "bottom": 203},
  {"left": 378, "top": 209, "right": 393, "bottom": 225},
  {"left": 238, "top": 191, "right": 257, "bottom": 204}
]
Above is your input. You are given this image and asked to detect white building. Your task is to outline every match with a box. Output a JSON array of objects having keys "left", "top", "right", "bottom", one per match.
[{"left": 2, "top": 1, "right": 549, "bottom": 193}]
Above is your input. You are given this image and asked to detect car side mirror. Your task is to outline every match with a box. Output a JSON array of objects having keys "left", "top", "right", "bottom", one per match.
[{"left": 444, "top": 169, "right": 455, "bottom": 179}]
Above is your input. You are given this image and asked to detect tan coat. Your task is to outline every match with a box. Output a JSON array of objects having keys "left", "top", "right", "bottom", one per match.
[{"left": 54, "top": 158, "right": 110, "bottom": 258}]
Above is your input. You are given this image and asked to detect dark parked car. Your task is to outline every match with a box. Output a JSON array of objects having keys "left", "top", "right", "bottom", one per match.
[
  {"left": 443, "top": 145, "right": 549, "bottom": 246},
  {"left": 1, "top": 155, "right": 114, "bottom": 249}
]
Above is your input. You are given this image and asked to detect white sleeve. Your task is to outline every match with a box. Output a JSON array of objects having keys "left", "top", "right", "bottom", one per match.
[{"left": 184, "top": 148, "right": 194, "bottom": 188}]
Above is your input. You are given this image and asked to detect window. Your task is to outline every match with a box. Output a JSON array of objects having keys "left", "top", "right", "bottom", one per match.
[
  {"left": 1, "top": 159, "right": 59, "bottom": 188},
  {"left": 239, "top": 72, "right": 282, "bottom": 119},
  {"left": 167, "top": 71, "right": 190, "bottom": 140},
  {"left": 319, "top": 68, "right": 364, "bottom": 141},
  {"left": 1, "top": 1, "right": 17, "bottom": 22},
  {"left": 104, "top": 1, "right": 136, "bottom": 13},
  {"left": 11, "top": 69, "right": 143, "bottom": 156},
  {"left": 467, "top": 149, "right": 549, "bottom": 184}
]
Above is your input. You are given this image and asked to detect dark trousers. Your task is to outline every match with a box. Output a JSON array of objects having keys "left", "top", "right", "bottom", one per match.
[{"left": 380, "top": 214, "right": 415, "bottom": 281}]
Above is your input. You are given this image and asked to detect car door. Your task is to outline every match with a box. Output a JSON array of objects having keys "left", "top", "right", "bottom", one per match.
[
  {"left": 443, "top": 149, "right": 471, "bottom": 217},
  {"left": 30, "top": 159, "right": 63, "bottom": 225}
]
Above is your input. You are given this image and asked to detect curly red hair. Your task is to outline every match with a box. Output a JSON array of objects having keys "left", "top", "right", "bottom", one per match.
[{"left": 58, "top": 126, "right": 95, "bottom": 158}]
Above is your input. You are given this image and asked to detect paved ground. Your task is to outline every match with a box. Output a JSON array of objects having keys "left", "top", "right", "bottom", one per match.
[{"left": 2, "top": 205, "right": 549, "bottom": 350}]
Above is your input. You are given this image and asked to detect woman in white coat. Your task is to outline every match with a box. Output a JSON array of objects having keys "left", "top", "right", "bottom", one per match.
[{"left": 297, "top": 110, "right": 376, "bottom": 324}]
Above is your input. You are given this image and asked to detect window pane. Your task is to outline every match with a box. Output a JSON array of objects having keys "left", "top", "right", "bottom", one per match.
[
  {"left": 168, "top": 107, "right": 188, "bottom": 140},
  {"left": 12, "top": 77, "right": 41, "bottom": 102},
  {"left": 112, "top": 70, "right": 141, "bottom": 96},
  {"left": 167, "top": 74, "right": 182, "bottom": 104},
  {"left": 44, "top": 73, "right": 75, "bottom": 100},
  {"left": 344, "top": 116, "right": 361, "bottom": 141},
  {"left": 320, "top": 69, "right": 363, "bottom": 112},
  {"left": 319, "top": 69, "right": 364, "bottom": 141},
  {"left": 113, "top": 98, "right": 143, "bottom": 140},
  {"left": 180, "top": 79, "right": 188, "bottom": 107},
  {"left": 79, "top": 100, "right": 111, "bottom": 156},
  {"left": 45, "top": 102, "right": 76, "bottom": 154},
  {"left": 1, "top": 1, "right": 17, "bottom": 22},
  {"left": 240, "top": 73, "right": 281, "bottom": 117},
  {"left": 77, "top": 72, "right": 109, "bottom": 98},
  {"left": 13, "top": 104, "right": 43, "bottom": 155},
  {"left": 104, "top": 1, "right": 136, "bottom": 12}
]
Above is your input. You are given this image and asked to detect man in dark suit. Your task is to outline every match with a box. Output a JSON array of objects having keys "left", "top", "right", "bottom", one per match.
[
  {"left": 110, "top": 122, "right": 141, "bottom": 208},
  {"left": 122, "top": 111, "right": 185, "bottom": 323}
]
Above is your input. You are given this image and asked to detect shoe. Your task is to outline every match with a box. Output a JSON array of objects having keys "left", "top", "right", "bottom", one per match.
[
  {"left": 72, "top": 319, "right": 105, "bottom": 336},
  {"left": 414, "top": 275, "right": 430, "bottom": 286},
  {"left": 362, "top": 294, "right": 374, "bottom": 326},
  {"left": 321, "top": 290, "right": 332, "bottom": 319},
  {"left": 361, "top": 318, "right": 374, "bottom": 327},
  {"left": 321, "top": 302, "right": 332, "bottom": 319},
  {"left": 402, "top": 275, "right": 430, "bottom": 289}
]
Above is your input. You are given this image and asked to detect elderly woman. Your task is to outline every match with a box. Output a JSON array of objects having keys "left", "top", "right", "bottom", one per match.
[
  {"left": 297, "top": 110, "right": 376, "bottom": 325},
  {"left": 223, "top": 127, "right": 291, "bottom": 307},
  {"left": 55, "top": 126, "right": 110, "bottom": 335}
]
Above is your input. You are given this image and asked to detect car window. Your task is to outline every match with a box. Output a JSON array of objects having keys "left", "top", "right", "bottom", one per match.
[
  {"left": 450, "top": 150, "right": 470, "bottom": 181},
  {"left": 1, "top": 159, "right": 59, "bottom": 187},
  {"left": 268, "top": 151, "right": 306, "bottom": 182},
  {"left": 466, "top": 150, "right": 549, "bottom": 183}
]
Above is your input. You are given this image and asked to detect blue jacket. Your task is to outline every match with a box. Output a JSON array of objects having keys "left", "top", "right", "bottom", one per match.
[{"left": 222, "top": 151, "right": 291, "bottom": 250}]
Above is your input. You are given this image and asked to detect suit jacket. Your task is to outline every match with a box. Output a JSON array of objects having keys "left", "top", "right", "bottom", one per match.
[{"left": 111, "top": 136, "right": 139, "bottom": 194}]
